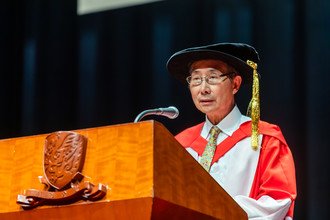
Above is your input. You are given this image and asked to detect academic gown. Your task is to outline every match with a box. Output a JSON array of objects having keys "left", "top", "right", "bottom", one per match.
[{"left": 175, "top": 120, "right": 297, "bottom": 219}]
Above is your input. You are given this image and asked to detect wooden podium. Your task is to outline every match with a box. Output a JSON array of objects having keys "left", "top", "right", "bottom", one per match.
[{"left": 0, "top": 121, "right": 247, "bottom": 220}]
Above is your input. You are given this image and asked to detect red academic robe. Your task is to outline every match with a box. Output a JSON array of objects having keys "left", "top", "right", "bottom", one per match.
[{"left": 175, "top": 120, "right": 297, "bottom": 218}]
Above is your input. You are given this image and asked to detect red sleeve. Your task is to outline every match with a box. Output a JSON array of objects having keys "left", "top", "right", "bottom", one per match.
[{"left": 249, "top": 135, "right": 297, "bottom": 218}]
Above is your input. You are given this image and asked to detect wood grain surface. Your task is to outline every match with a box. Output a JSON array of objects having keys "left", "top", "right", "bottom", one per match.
[{"left": 0, "top": 121, "right": 247, "bottom": 220}]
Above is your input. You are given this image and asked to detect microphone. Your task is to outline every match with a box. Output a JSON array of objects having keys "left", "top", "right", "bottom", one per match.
[{"left": 134, "top": 106, "right": 179, "bottom": 123}]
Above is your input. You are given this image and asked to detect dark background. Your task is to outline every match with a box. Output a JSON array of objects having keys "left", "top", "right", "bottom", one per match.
[{"left": 1, "top": 0, "right": 329, "bottom": 219}]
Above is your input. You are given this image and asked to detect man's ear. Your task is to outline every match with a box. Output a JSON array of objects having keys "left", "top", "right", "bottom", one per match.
[{"left": 232, "top": 75, "right": 242, "bottom": 94}]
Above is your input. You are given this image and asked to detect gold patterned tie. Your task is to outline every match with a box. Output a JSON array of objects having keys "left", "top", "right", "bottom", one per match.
[{"left": 200, "top": 126, "right": 221, "bottom": 172}]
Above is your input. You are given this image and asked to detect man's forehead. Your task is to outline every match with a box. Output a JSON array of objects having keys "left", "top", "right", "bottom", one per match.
[{"left": 189, "top": 59, "right": 229, "bottom": 72}]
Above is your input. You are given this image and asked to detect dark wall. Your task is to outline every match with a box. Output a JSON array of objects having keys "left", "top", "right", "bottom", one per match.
[{"left": 1, "top": 0, "right": 329, "bottom": 219}]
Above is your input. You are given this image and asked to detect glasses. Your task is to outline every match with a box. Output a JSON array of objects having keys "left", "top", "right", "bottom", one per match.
[{"left": 186, "top": 72, "right": 234, "bottom": 86}]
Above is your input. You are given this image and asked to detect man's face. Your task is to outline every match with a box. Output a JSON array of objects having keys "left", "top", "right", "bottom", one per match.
[{"left": 189, "top": 60, "right": 242, "bottom": 124}]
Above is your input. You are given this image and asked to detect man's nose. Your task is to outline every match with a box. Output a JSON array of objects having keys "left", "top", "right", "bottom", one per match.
[{"left": 200, "top": 80, "right": 211, "bottom": 94}]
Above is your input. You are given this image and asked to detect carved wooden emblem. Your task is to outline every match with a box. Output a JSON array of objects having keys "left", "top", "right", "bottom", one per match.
[
  {"left": 44, "top": 131, "right": 87, "bottom": 189},
  {"left": 17, "top": 131, "right": 107, "bottom": 209}
]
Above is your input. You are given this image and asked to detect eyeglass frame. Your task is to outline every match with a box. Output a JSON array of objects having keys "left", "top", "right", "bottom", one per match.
[{"left": 186, "top": 72, "right": 236, "bottom": 86}]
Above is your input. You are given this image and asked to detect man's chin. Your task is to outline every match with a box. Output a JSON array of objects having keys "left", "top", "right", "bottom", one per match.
[{"left": 198, "top": 106, "right": 216, "bottom": 114}]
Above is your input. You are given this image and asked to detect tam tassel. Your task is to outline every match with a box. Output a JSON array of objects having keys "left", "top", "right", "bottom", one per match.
[{"left": 246, "top": 60, "right": 260, "bottom": 151}]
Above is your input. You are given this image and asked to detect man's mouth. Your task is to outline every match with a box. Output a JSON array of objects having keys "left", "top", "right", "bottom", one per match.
[{"left": 199, "top": 99, "right": 214, "bottom": 105}]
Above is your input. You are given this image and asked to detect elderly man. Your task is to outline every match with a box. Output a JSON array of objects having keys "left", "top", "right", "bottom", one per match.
[{"left": 166, "top": 43, "right": 297, "bottom": 219}]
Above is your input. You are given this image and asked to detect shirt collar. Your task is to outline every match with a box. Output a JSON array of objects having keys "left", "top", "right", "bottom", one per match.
[{"left": 203, "top": 105, "right": 250, "bottom": 137}]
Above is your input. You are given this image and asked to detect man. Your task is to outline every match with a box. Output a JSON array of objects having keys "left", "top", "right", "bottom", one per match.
[{"left": 166, "top": 43, "right": 297, "bottom": 219}]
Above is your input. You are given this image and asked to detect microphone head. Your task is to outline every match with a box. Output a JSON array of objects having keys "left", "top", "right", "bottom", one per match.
[
  {"left": 134, "top": 106, "right": 179, "bottom": 122},
  {"left": 161, "top": 106, "right": 179, "bottom": 119}
]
